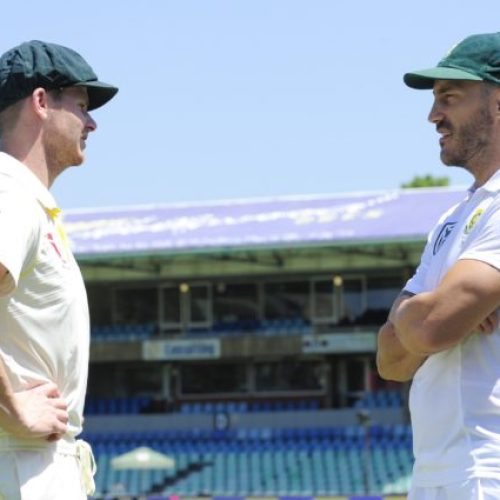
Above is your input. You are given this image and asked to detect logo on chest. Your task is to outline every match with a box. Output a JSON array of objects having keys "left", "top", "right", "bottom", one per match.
[
  {"left": 464, "top": 208, "right": 484, "bottom": 235},
  {"left": 433, "top": 222, "right": 456, "bottom": 255},
  {"left": 46, "top": 232, "right": 68, "bottom": 264}
]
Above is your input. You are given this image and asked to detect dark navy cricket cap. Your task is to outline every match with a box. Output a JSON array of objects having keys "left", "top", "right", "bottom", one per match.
[{"left": 0, "top": 40, "right": 118, "bottom": 112}]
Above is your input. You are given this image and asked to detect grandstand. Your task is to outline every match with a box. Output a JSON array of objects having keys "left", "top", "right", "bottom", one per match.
[{"left": 67, "top": 187, "right": 466, "bottom": 499}]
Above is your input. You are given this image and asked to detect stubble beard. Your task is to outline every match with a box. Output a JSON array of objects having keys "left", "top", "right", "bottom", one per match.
[
  {"left": 44, "top": 129, "right": 85, "bottom": 180},
  {"left": 440, "top": 104, "right": 494, "bottom": 171}
]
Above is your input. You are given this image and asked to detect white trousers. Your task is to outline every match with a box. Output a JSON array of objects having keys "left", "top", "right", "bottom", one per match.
[
  {"left": 409, "top": 478, "right": 500, "bottom": 500},
  {"left": 0, "top": 449, "right": 86, "bottom": 500},
  {"left": 0, "top": 438, "right": 95, "bottom": 500}
]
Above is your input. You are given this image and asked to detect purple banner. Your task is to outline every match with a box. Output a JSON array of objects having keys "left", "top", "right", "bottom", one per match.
[{"left": 64, "top": 188, "right": 466, "bottom": 257}]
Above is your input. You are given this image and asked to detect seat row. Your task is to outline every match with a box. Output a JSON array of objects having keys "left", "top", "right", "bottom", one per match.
[
  {"left": 84, "top": 424, "right": 413, "bottom": 452},
  {"left": 91, "top": 318, "right": 314, "bottom": 342},
  {"left": 85, "top": 396, "right": 153, "bottom": 415},
  {"left": 86, "top": 425, "right": 413, "bottom": 498},
  {"left": 180, "top": 398, "right": 321, "bottom": 414},
  {"left": 353, "top": 389, "right": 403, "bottom": 409},
  {"left": 91, "top": 323, "right": 156, "bottom": 341}
]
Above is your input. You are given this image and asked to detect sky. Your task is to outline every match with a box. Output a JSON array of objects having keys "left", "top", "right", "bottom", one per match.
[{"left": 2, "top": 1, "right": 499, "bottom": 210}]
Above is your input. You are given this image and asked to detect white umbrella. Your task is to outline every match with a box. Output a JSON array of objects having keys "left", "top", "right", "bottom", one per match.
[{"left": 111, "top": 446, "right": 176, "bottom": 470}]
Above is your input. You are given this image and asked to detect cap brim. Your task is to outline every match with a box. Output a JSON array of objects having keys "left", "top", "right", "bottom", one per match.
[
  {"left": 403, "top": 67, "right": 483, "bottom": 89},
  {"left": 74, "top": 80, "right": 118, "bottom": 110}
]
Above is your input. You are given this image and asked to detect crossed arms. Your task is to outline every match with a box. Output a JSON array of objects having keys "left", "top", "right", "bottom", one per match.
[
  {"left": 2, "top": 254, "right": 500, "bottom": 429},
  {"left": 377, "top": 258, "right": 500, "bottom": 382}
]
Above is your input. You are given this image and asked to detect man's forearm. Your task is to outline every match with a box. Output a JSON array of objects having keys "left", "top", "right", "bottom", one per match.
[
  {"left": 391, "top": 290, "right": 481, "bottom": 355},
  {"left": 390, "top": 292, "right": 438, "bottom": 355},
  {"left": 377, "top": 320, "right": 426, "bottom": 381},
  {"left": 391, "top": 260, "right": 500, "bottom": 355},
  {"left": 376, "top": 290, "right": 427, "bottom": 381}
]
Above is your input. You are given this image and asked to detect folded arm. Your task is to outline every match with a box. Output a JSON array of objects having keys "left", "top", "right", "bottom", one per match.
[
  {"left": 377, "top": 291, "right": 427, "bottom": 382},
  {"left": 392, "top": 259, "right": 500, "bottom": 356}
]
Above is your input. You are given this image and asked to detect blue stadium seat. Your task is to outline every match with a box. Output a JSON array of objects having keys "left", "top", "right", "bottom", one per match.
[{"left": 86, "top": 424, "right": 414, "bottom": 497}]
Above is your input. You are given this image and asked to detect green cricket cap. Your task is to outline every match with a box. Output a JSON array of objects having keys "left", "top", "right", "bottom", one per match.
[
  {"left": 0, "top": 40, "right": 118, "bottom": 113},
  {"left": 404, "top": 32, "right": 500, "bottom": 89}
]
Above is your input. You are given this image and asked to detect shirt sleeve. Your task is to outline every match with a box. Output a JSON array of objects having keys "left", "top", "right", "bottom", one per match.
[
  {"left": 404, "top": 231, "right": 434, "bottom": 295},
  {"left": 0, "top": 192, "right": 40, "bottom": 296},
  {"left": 404, "top": 202, "right": 462, "bottom": 295},
  {"left": 459, "top": 202, "right": 500, "bottom": 271}
]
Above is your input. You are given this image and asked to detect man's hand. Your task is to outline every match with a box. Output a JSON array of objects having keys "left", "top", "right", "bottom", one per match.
[
  {"left": 377, "top": 290, "right": 427, "bottom": 381},
  {"left": 377, "top": 319, "right": 427, "bottom": 381},
  {"left": 473, "top": 310, "right": 499, "bottom": 335},
  {"left": 0, "top": 382, "right": 68, "bottom": 441}
]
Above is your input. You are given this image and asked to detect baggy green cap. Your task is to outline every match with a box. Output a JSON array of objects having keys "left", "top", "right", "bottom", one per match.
[
  {"left": 0, "top": 40, "right": 118, "bottom": 113},
  {"left": 404, "top": 32, "right": 500, "bottom": 89}
]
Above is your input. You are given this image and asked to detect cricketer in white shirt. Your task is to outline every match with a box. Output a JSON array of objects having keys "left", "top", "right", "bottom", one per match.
[
  {"left": 400, "top": 172, "right": 500, "bottom": 487},
  {"left": 0, "top": 153, "right": 94, "bottom": 498}
]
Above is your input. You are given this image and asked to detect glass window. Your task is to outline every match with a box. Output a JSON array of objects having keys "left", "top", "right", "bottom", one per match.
[
  {"left": 87, "top": 285, "right": 113, "bottom": 324},
  {"left": 312, "top": 279, "right": 335, "bottom": 321},
  {"left": 180, "top": 363, "right": 247, "bottom": 395},
  {"left": 255, "top": 361, "right": 324, "bottom": 392},
  {"left": 189, "top": 284, "right": 211, "bottom": 324},
  {"left": 367, "top": 275, "right": 402, "bottom": 309},
  {"left": 114, "top": 286, "right": 158, "bottom": 324},
  {"left": 339, "top": 277, "right": 366, "bottom": 324},
  {"left": 361, "top": 275, "right": 403, "bottom": 324},
  {"left": 161, "top": 286, "right": 182, "bottom": 326},
  {"left": 213, "top": 283, "right": 259, "bottom": 323},
  {"left": 344, "top": 357, "right": 368, "bottom": 405},
  {"left": 121, "top": 363, "right": 163, "bottom": 394},
  {"left": 87, "top": 362, "right": 163, "bottom": 397},
  {"left": 264, "top": 281, "right": 310, "bottom": 319}
]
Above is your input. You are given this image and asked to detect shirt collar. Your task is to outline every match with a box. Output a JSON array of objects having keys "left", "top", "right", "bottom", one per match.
[
  {"left": 0, "top": 152, "right": 60, "bottom": 216},
  {"left": 470, "top": 168, "right": 500, "bottom": 195}
]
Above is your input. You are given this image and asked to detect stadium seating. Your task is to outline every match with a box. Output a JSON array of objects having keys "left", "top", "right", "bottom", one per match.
[
  {"left": 178, "top": 399, "right": 321, "bottom": 415},
  {"left": 91, "top": 318, "right": 313, "bottom": 342},
  {"left": 85, "top": 397, "right": 323, "bottom": 416},
  {"left": 84, "top": 425, "right": 413, "bottom": 498},
  {"left": 92, "top": 323, "right": 157, "bottom": 342},
  {"left": 353, "top": 390, "right": 403, "bottom": 409},
  {"left": 85, "top": 396, "right": 153, "bottom": 415},
  {"left": 191, "top": 318, "right": 313, "bottom": 337},
  {"left": 259, "top": 318, "right": 313, "bottom": 336}
]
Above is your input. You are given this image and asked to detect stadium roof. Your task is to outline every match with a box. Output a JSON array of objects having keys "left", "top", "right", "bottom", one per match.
[{"left": 65, "top": 186, "right": 467, "bottom": 259}]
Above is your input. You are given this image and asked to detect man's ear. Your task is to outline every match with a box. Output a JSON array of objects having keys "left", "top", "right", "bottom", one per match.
[{"left": 30, "top": 87, "right": 49, "bottom": 119}]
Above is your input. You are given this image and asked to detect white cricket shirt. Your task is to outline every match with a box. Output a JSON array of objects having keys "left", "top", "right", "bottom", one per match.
[
  {"left": 406, "top": 170, "right": 500, "bottom": 486},
  {"left": 0, "top": 153, "right": 89, "bottom": 445}
]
